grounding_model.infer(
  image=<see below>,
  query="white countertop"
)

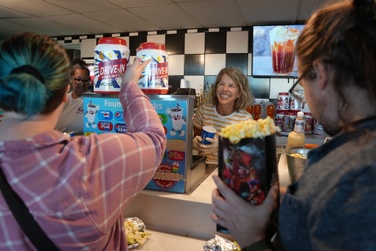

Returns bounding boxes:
[124,168,218,241]
[123,137,305,250]
[124,156,291,239]
[135,230,206,251]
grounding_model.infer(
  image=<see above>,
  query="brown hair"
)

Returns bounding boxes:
[70,58,90,77]
[297,0,376,120]
[210,67,254,111]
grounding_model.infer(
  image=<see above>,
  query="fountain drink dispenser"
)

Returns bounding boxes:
[83,94,207,194]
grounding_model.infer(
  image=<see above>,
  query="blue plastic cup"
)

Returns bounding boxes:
[201,126,217,145]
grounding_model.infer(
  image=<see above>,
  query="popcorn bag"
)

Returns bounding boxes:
[217,118,278,234]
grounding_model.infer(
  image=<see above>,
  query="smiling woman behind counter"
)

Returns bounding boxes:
[192,67,254,164]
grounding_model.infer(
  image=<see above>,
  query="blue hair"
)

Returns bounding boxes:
[0,32,70,119]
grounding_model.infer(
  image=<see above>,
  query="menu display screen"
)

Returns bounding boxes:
[252,24,305,78]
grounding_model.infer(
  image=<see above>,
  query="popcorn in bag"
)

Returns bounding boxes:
[217,117,279,233]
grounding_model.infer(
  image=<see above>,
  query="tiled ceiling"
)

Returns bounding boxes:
[0,0,328,40]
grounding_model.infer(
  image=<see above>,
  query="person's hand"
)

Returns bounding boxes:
[279,185,287,203]
[200,134,218,155]
[122,57,151,84]
[192,134,218,155]
[192,135,203,151]
[211,175,278,248]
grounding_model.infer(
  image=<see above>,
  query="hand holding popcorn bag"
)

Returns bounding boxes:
[217,117,279,234]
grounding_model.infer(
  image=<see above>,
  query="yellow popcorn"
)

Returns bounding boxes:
[124,219,151,247]
[220,117,276,144]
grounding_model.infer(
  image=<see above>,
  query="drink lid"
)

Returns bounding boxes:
[297,111,304,117]
[203,126,217,134]
[136,42,166,51]
[98,37,127,46]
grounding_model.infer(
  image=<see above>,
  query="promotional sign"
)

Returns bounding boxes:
[83,94,191,193]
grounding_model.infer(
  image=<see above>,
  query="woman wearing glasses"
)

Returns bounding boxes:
[211,0,376,250]
[55,58,93,134]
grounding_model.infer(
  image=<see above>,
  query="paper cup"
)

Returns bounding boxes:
[201,126,216,145]
[180,79,189,88]
[286,147,309,184]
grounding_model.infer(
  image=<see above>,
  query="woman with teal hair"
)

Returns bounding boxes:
[0,33,70,119]
[0,32,166,250]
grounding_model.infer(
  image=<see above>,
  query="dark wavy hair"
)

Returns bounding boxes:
[70,58,90,77]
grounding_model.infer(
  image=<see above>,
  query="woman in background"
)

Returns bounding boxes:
[55,58,93,134]
[0,32,166,250]
[192,67,254,164]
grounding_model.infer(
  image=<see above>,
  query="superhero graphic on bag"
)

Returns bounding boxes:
[221,141,266,204]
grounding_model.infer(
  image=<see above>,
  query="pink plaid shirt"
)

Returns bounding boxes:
[0,81,166,250]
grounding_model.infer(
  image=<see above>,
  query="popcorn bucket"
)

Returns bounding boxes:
[216,118,279,235]
[217,134,278,234]
[218,134,278,205]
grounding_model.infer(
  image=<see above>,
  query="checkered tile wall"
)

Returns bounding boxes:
[56,27,296,105]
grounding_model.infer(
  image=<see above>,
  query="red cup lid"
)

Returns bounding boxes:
[136,42,166,51]
[98,37,127,46]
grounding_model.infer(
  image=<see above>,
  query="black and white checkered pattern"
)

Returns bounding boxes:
[55,26,295,104]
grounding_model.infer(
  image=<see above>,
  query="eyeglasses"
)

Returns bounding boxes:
[288,71,307,103]
[73,77,90,84]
